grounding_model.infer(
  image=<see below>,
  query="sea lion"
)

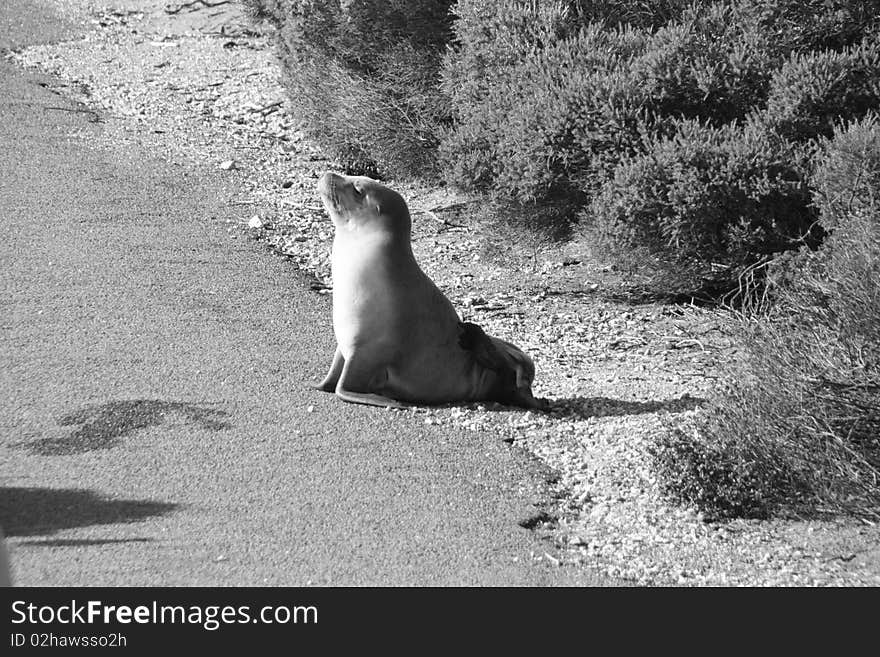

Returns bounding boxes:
[314,171,546,410]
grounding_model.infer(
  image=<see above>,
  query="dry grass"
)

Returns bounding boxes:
[652,116,880,520]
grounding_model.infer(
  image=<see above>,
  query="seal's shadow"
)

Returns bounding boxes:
[0,487,177,537]
[21,399,232,456]
[546,394,705,419]
[447,394,704,417]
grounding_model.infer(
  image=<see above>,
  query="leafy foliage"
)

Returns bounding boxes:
[765,37,880,141]
[440,0,880,292]
[588,116,819,290]
[654,115,880,519]
[246,0,455,177]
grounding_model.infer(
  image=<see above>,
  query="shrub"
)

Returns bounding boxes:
[248,0,880,296]
[651,407,807,519]
[813,112,880,225]
[440,1,789,236]
[629,1,777,125]
[442,19,648,203]
[441,1,606,193]
[800,113,880,374]
[568,0,699,29]
[247,0,455,177]
[438,0,880,286]
[240,0,291,27]
[765,37,880,142]
[653,115,880,518]
[746,0,880,53]
[587,116,818,292]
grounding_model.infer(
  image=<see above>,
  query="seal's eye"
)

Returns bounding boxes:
[352,184,364,197]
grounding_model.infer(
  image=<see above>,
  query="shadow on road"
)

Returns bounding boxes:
[451,394,704,418]
[0,487,178,537]
[17,537,154,547]
[21,399,232,455]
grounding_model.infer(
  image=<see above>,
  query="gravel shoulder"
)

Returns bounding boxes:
[9,0,879,586]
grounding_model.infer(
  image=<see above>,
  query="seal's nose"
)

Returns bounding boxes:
[316,171,333,196]
[317,171,346,196]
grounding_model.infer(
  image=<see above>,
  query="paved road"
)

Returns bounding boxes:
[0,0,609,586]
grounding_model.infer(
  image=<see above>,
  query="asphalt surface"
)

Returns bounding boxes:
[0,1,610,585]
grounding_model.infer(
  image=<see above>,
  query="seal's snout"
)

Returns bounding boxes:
[317,171,346,213]
[316,171,335,199]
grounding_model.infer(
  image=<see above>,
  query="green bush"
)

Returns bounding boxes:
[765,37,880,142]
[629,1,777,125]
[441,19,648,206]
[440,1,792,242]
[440,1,781,198]
[248,0,880,298]
[651,407,805,519]
[801,113,880,374]
[568,0,698,29]
[439,0,880,291]
[653,115,880,518]
[588,116,819,290]
[247,0,454,177]
[813,112,880,225]
[240,0,291,27]
[746,0,880,53]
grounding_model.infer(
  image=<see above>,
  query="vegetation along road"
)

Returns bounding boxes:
[2,0,878,586]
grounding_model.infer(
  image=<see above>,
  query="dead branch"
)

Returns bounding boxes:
[165,1,233,15]
[412,208,467,230]
[44,106,103,122]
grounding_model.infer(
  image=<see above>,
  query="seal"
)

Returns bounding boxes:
[314,171,546,410]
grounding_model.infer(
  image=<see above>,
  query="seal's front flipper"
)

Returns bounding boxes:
[314,347,344,392]
[335,388,409,409]
[334,354,408,409]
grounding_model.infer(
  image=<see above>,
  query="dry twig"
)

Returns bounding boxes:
[165,1,233,15]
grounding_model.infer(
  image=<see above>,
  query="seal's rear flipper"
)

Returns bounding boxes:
[457,321,485,351]
[459,322,544,409]
[512,390,550,411]
[458,321,509,372]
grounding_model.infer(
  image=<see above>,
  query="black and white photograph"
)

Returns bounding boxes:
[1,0,878,602]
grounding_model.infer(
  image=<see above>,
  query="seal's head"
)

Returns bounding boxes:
[317,172,411,236]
